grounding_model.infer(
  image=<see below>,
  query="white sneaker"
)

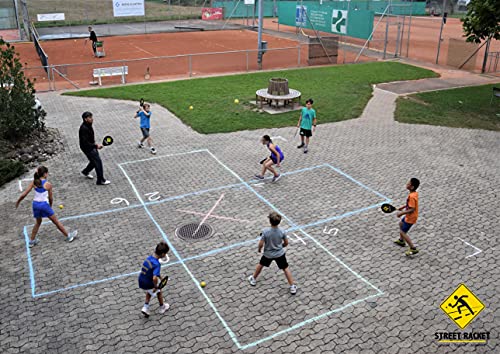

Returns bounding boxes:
[66,230,77,242]
[290,284,297,295]
[97,180,111,185]
[141,304,150,318]
[248,275,256,286]
[150,147,157,155]
[137,142,144,149]
[81,172,94,179]
[159,303,170,314]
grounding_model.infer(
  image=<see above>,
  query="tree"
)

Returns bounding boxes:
[0,39,46,141]
[462,0,500,43]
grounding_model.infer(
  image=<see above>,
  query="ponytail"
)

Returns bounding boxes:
[34,166,48,188]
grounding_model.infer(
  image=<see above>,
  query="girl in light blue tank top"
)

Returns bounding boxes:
[16,166,77,247]
[255,135,284,183]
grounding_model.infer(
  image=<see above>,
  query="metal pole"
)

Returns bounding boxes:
[257,0,263,69]
[406,0,413,57]
[383,15,389,59]
[399,15,405,57]
[435,0,447,64]
[246,50,249,71]
[481,38,491,74]
[354,4,390,63]
[395,22,401,57]
[188,55,192,77]
[297,45,301,67]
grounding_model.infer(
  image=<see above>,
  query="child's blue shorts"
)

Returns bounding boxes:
[270,155,284,164]
[400,217,413,233]
[32,201,54,218]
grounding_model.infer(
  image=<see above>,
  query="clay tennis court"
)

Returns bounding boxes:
[14,27,375,91]
[14,30,310,90]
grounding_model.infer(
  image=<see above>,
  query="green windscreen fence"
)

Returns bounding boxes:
[325,1,426,15]
[212,1,426,20]
[278,2,374,40]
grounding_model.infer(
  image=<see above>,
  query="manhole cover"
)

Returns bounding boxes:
[175,223,213,242]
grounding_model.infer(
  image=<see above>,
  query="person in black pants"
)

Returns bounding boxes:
[79,111,110,185]
[85,26,98,57]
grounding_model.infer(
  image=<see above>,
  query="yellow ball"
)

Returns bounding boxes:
[59,204,64,209]
[189,105,194,110]
[200,281,206,288]
[234,99,239,104]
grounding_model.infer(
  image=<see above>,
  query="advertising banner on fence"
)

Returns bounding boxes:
[37,13,65,22]
[113,0,145,17]
[279,2,374,40]
[202,8,223,20]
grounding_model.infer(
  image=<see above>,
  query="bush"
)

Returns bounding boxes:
[0,159,26,187]
[0,39,46,141]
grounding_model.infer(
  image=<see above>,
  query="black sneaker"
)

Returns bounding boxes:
[297,143,305,149]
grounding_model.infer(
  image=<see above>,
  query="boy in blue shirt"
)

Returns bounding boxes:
[138,242,170,317]
[135,103,156,155]
[296,98,317,154]
[248,212,297,294]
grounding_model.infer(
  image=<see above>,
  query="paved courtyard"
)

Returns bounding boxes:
[0,80,498,353]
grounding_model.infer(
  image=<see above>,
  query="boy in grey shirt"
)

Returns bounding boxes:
[248,212,297,294]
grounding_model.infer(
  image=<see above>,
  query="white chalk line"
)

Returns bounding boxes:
[458,238,483,258]
[176,209,251,223]
[192,194,224,237]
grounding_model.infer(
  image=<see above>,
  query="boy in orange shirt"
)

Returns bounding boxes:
[394,178,420,256]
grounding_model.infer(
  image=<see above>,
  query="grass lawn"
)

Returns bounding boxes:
[66,62,437,134]
[395,84,500,131]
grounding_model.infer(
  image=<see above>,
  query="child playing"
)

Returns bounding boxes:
[138,242,170,317]
[135,102,156,155]
[296,98,317,154]
[394,178,420,256]
[248,212,297,294]
[255,135,284,183]
[15,166,77,247]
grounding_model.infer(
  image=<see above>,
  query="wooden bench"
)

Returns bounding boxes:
[93,66,128,86]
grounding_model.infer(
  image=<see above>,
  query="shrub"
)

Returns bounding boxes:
[0,39,46,141]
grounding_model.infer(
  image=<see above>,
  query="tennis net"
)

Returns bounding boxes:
[30,23,49,73]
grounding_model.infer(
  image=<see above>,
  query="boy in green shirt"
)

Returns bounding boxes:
[297,99,317,154]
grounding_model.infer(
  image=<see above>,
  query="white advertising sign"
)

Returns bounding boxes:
[244,0,255,5]
[113,0,145,17]
[37,13,65,21]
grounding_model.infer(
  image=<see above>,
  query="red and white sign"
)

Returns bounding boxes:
[202,8,223,21]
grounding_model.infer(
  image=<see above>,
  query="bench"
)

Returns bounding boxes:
[93,66,128,86]
[256,88,301,109]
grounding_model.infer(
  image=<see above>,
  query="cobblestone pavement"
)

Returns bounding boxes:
[0,82,498,353]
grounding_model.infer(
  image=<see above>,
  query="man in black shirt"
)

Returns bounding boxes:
[85,26,98,57]
[79,111,110,185]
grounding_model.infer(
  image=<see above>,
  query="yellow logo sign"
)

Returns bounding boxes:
[440,284,485,329]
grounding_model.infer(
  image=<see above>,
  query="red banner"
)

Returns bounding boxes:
[202,8,223,21]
